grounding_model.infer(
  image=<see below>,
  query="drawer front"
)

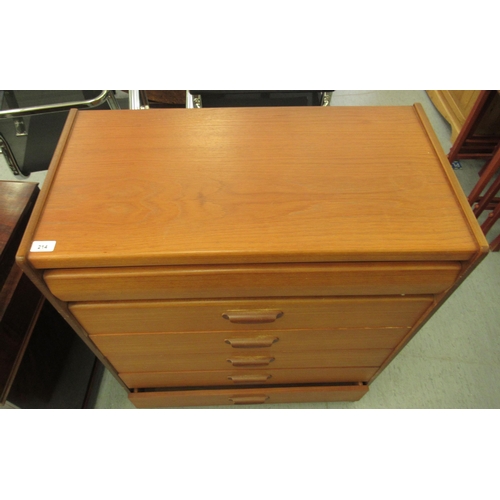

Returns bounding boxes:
[129,384,369,408]
[90,327,409,356]
[45,262,461,301]
[120,367,379,389]
[100,348,392,372]
[70,296,433,334]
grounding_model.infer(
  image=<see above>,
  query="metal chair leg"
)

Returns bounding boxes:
[128,90,149,110]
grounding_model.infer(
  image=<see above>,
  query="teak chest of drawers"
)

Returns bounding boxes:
[17,105,489,408]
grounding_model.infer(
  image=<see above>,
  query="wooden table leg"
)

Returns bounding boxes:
[473,167,500,217]
[480,198,500,235]
[490,233,500,251]
[448,90,495,163]
[468,146,500,206]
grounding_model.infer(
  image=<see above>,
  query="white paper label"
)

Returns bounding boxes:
[30,241,56,252]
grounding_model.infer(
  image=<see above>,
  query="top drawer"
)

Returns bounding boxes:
[43,262,461,301]
[69,296,433,334]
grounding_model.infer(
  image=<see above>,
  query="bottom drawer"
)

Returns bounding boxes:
[121,366,378,388]
[129,384,368,408]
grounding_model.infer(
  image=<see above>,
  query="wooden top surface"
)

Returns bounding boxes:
[26,106,481,269]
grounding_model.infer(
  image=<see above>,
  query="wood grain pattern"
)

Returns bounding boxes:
[362,105,490,388]
[15,105,491,407]
[99,347,392,372]
[120,366,379,388]
[44,261,461,301]
[90,327,410,357]
[129,384,368,408]
[27,106,479,270]
[414,103,490,254]
[70,296,434,334]
[14,111,130,392]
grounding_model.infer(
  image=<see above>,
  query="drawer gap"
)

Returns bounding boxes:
[134,381,368,393]
[69,293,432,305]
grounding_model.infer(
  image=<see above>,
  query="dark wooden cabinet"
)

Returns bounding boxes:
[1,180,103,409]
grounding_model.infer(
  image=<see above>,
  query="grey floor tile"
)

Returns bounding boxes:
[94,369,135,409]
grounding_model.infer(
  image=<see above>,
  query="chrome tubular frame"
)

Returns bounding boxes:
[0,90,120,177]
[0,90,120,118]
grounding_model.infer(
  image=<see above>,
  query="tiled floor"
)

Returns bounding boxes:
[1,91,499,409]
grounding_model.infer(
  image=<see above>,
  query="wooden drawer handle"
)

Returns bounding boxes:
[229,396,270,405]
[227,356,275,367]
[225,337,279,348]
[228,374,272,384]
[222,310,284,324]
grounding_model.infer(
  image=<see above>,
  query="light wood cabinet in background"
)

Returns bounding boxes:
[426,90,481,142]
